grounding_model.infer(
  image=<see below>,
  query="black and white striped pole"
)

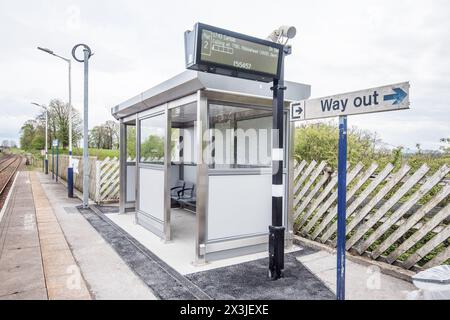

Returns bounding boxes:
[267,26,296,280]
[269,48,287,280]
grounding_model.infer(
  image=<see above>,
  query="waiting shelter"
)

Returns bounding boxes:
[111,70,310,263]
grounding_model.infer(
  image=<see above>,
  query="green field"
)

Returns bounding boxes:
[12,147,119,161]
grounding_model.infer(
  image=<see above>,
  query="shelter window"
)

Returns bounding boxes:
[139,114,165,164]
[126,125,136,160]
[208,103,273,169]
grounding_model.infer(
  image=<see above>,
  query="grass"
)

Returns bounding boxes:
[14,147,119,161]
[67,148,119,160]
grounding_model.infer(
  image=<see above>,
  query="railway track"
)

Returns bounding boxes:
[0,155,23,210]
[0,154,14,167]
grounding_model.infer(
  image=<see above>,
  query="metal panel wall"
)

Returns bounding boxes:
[126,165,136,202]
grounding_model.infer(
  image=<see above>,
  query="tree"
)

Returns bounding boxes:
[140,135,164,162]
[19,98,82,151]
[31,134,45,150]
[415,143,422,155]
[439,137,450,154]
[20,120,37,150]
[35,99,82,149]
[88,120,119,150]
[126,126,136,159]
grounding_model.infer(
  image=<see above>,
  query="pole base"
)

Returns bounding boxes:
[67,167,74,198]
[268,225,285,280]
[44,159,48,175]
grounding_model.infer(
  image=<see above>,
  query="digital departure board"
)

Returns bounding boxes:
[185,23,283,82]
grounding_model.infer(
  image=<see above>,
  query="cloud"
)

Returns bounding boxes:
[0,0,449,150]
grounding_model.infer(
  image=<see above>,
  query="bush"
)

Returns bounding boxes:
[294,122,377,170]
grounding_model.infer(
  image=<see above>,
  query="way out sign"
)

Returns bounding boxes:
[290,82,410,121]
[289,81,410,300]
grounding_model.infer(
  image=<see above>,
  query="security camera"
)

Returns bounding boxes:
[279,25,296,39]
[267,25,297,43]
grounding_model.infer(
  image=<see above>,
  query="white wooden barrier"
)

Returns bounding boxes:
[294,160,450,271]
[51,155,129,204]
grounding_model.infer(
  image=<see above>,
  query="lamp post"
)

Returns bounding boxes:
[31,102,48,174]
[37,46,74,198]
[72,44,93,208]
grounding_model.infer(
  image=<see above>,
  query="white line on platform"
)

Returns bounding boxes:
[0,171,19,223]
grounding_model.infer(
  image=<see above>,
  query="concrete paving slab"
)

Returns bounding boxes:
[4,234,39,250]
[0,246,42,265]
[0,287,47,300]
[0,265,46,296]
[47,286,91,300]
[297,250,416,300]
[36,172,156,300]
[0,248,42,272]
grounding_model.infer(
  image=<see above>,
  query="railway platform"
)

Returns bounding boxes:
[0,170,155,300]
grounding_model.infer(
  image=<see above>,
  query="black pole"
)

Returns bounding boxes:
[269,49,286,280]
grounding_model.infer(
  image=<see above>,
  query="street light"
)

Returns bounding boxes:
[31,102,48,174]
[72,43,93,208]
[37,46,74,198]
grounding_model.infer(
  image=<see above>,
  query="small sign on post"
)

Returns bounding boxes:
[72,158,79,174]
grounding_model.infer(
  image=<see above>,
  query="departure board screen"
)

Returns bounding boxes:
[199,28,280,77]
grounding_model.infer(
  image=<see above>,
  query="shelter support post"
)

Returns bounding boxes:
[195,90,208,264]
[119,119,126,214]
[164,104,172,241]
[336,115,348,300]
[134,113,140,220]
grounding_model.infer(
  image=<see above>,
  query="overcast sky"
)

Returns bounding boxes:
[0,0,449,150]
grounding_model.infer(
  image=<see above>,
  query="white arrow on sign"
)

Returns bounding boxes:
[290,82,410,121]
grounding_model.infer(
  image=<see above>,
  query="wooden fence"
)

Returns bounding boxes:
[294,160,450,271]
[49,155,121,203]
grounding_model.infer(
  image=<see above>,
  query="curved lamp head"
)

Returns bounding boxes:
[37,47,54,55]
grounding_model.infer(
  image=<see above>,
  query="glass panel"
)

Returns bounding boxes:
[126,125,136,160]
[171,128,180,162]
[139,114,165,164]
[170,103,197,164]
[208,104,272,169]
